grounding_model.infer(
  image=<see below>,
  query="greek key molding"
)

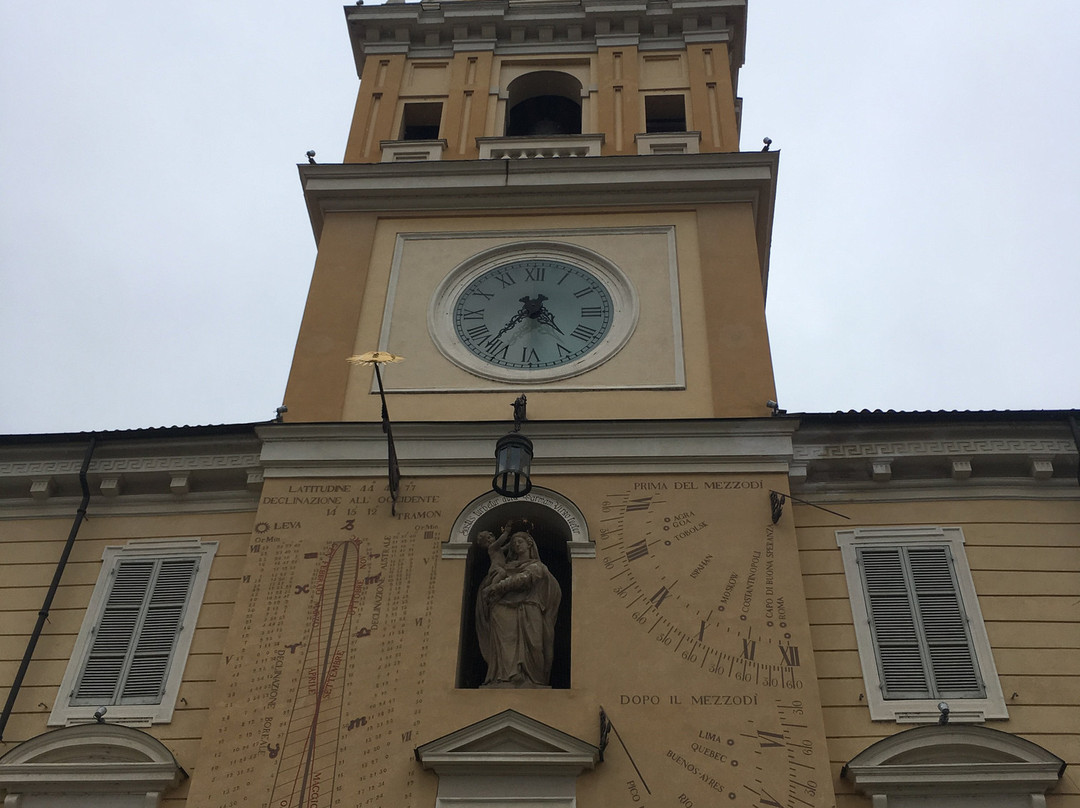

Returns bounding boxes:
[793,438,1072,461]
[0,453,261,478]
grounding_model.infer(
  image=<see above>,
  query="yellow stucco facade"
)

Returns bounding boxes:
[1,2,1077,807]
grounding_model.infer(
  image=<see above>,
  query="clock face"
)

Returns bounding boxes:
[430,244,637,383]
[452,259,613,371]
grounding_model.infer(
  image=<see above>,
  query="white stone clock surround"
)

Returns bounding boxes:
[369,223,686,394]
[429,241,638,383]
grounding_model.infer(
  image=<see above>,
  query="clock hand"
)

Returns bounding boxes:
[522,294,565,334]
[491,308,528,342]
[533,308,564,335]
[493,294,551,342]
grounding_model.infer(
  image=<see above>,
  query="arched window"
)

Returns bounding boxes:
[505,71,583,137]
[843,724,1065,807]
[0,724,185,806]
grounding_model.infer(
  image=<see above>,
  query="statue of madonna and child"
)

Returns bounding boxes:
[474,521,561,688]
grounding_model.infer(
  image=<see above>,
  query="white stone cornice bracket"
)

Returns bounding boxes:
[1029,456,1054,479]
[30,477,56,500]
[870,461,892,482]
[100,474,124,497]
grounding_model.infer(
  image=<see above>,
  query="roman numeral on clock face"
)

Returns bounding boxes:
[483,339,509,360]
[449,258,619,373]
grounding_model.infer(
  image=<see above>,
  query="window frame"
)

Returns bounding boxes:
[49,537,217,727]
[836,526,1007,723]
[643,93,688,133]
[398,100,444,141]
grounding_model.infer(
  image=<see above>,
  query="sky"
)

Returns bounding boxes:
[1,1,1078,434]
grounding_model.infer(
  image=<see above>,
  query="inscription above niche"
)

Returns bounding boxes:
[444,487,592,559]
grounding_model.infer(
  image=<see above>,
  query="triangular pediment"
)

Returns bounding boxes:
[415,709,599,776]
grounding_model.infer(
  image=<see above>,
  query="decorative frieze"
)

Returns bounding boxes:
[0,433,262,511]
[791,416,1078,493]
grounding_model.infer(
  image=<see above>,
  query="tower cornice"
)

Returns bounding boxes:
[344,0,747,76]
[299,150,778,287]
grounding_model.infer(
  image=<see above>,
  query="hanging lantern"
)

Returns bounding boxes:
[493,431,533,498]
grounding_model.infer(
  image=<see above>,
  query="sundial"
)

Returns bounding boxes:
[187,479,444,807]
[185,473,832,807]
[577,476,833,807]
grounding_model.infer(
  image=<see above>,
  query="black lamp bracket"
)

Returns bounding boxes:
[512,394,527,432]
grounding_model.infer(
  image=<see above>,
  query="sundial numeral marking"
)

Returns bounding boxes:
[570,324,598,341]
[625,496,652,512]
[524,266,545,282]
[649,586,670,607]
[759,789,784,808]
[698,620,707,642]
[625,540,650,562]
[780,644,801,667]
[756,730,784,749]
[461,307,485,320]
[742,639,757,660]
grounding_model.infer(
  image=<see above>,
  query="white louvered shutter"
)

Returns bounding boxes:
[73,557,198,705]
[858,545,984,700]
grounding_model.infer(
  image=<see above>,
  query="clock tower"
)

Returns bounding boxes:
[188,2,836,806]
[282,0,779,424]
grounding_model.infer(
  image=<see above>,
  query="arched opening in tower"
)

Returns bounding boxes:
[505,71,583,137]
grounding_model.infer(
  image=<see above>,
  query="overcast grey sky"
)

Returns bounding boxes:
[2,1,1078,434]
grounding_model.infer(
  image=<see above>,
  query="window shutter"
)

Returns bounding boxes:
[859,547,929,698]
[858,545,984,700]
[73,557,198,705]
[908,546,984,697]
